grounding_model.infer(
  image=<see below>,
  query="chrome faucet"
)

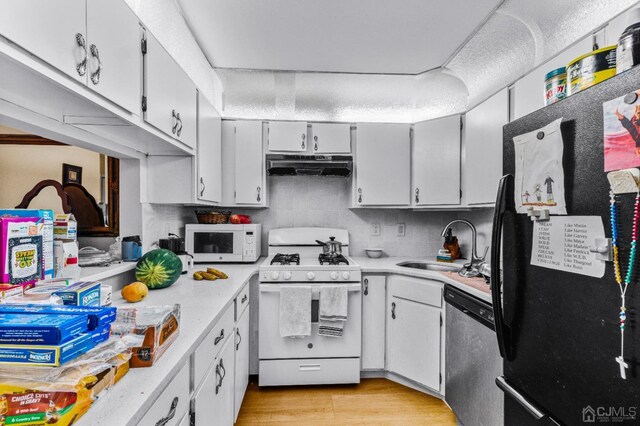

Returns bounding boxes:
[441,219,489,278]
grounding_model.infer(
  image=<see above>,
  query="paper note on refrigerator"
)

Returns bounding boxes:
[531,216,605,278]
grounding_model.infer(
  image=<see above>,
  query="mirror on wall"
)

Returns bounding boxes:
[0,125,120,237]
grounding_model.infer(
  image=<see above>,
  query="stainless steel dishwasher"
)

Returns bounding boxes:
[445,285,503,426]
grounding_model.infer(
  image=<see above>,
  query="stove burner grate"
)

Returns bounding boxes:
[318,253,349,265]
[271,253,300,265]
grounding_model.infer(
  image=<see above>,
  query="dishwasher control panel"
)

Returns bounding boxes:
[444,285,495,330]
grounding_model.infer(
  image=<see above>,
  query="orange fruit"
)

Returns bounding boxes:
[121,281,148,303]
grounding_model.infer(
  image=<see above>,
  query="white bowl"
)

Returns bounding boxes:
[365,248,384,258]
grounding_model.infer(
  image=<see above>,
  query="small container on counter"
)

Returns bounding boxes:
[544,67,567,105]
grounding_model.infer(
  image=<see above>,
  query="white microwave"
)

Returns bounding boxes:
[185,224,261,263]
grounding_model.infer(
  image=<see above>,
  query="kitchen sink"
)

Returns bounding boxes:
[396,261,462,272]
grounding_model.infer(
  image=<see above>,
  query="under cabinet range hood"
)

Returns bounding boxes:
[266,155,353,177]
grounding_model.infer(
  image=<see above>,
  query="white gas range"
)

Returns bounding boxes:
[258,227,362,387]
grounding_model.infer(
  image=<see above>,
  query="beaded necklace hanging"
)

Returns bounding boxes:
[609,190,640,379]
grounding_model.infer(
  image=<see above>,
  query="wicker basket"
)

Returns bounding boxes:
[195,210,231,224]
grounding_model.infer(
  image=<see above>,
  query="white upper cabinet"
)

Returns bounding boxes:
[173,63,197,149]
[144,31,196,149]
[412,115,461,206]
[463,88,508,205]
[512,36,593,120]
[268,121,308,152]
[198,92,222,203]
[86,0,141,114]
[0,0,87,83]
[310,123,351,154]
[355,123,411,206]
[221,120,266,206]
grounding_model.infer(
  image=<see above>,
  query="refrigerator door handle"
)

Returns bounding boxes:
[491,174,514,360]
[496,376,561,425]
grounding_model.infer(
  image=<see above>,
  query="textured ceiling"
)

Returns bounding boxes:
[207,0,639,122]
[178,0,501,74]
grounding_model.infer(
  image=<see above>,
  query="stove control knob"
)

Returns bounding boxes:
[330,271,339,280]
[342,271,351,280]
[283,271,292,280]
[271,271,280,280]
[306,272,316,281]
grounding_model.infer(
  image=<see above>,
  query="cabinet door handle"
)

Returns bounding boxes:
[89,44,102,85]
[358,187,363,204]
[314,135,318,151]
[215,362,222,394]
[176,112,183,137]
[236,328,242,351]
[171,109,178,134]
[155,396,178,426]
[301,133,306,149]
[241,294,248,304]
[415,188,420,204]
[200,177,205,197]
[391,302,396,320]
[75,33,87,76]
[257,186,261,202]
[214,328,224,345]
[363,278,369,296]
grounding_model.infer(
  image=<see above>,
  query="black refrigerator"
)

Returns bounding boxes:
[491,65,640,425]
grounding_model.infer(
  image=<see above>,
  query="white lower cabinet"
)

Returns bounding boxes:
[361,275,386,370]
[193,333,235,426]
[386,275,443,392]
[234,302,250,421]
[139,362,190,426]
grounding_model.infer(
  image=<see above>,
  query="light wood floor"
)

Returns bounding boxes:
[236,378,457,425]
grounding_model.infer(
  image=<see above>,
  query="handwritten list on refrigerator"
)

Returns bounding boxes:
[531,216,605,278]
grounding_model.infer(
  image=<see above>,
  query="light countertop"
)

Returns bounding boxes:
[79,262,137,282]
[77,261,262,426]
[353,256,493,304]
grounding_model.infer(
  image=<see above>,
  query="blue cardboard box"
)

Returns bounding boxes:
[0,304,116,330]
[0,333,94,366]
[54,281,101,306]
[90,324,111,345]
[0,313,89,345]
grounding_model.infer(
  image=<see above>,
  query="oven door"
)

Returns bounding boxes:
[186,226,244,262]
[259,283,362,359]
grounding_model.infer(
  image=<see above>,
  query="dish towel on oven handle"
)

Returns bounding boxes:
[318,286,348,338]
[279,286,312,338]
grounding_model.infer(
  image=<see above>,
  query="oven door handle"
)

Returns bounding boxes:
[259,284,361,293]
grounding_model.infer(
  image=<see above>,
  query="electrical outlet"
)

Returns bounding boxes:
[397,223,406,237]
[371,223,381,236]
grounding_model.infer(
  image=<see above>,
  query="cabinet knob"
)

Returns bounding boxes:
[89,44,102,85]
[363,278,368,296]
[301,133,306,150]
[154,397,178,426]
[75,33,87,76]
[314,135,318,151]
[200,177,205,197]
[415,188,420,204]
[358,187,363,204]
[391,302,396,319]
[236,328,242,351]
[257,186,261,202]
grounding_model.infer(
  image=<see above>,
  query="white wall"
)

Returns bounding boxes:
[177,176,493,260]
[0,144,102,212]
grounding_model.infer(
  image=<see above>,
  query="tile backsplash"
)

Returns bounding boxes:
[171,176,494,259]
